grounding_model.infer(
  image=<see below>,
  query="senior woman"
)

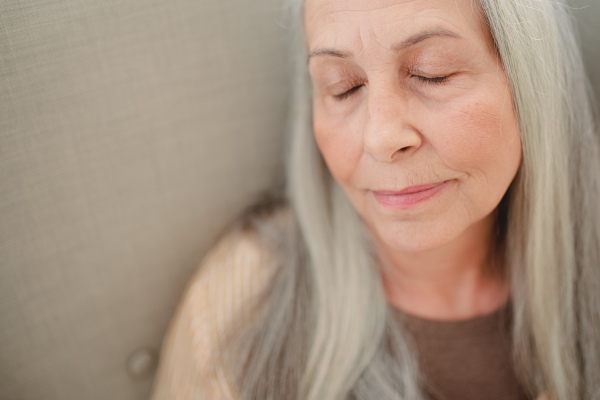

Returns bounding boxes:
[151,0,600,399]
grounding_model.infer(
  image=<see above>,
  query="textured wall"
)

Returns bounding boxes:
[573,0,600,100]
[0,0,289,399]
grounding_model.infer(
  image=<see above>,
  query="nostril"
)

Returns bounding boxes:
[391,146,412,160]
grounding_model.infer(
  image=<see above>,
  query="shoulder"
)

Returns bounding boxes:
[185,220,281,341]
[151,202,290,399]
[190,200,291,317]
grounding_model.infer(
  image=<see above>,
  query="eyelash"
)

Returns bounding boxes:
[332,74,451,101]
[333,85,363,101]
[414,75,451,85]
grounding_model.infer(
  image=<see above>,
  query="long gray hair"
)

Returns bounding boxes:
[221,1,600,399]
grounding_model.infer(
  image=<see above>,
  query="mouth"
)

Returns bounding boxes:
[372,181,450,209]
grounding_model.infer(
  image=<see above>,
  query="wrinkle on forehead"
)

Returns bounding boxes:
[305,0,483,15]
[304,0,493,54]
[306,0,423,14]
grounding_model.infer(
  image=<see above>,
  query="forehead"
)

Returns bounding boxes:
[304,0,491,53]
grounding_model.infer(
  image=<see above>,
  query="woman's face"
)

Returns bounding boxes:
[305,0,522,254]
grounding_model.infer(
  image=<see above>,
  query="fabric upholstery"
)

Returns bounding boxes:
[0,0,288,399]
[573,0,600,98]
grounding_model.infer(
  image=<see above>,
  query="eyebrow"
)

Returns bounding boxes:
[307,28,462,61]
[394,28,462,51]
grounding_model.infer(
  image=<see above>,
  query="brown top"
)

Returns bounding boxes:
[396,303,530,400]
[151,228,546,400]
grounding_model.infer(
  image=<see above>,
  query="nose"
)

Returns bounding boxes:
[363,86,422,162]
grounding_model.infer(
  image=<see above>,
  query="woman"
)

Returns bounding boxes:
[151,0,600,399]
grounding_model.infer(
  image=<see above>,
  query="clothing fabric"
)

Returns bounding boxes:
[151,230,273,400]
[151,228,544,400]
[396,303,530,400]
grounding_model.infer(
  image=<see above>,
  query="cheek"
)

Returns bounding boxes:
[313,111,364,184]
[433,93,521,179]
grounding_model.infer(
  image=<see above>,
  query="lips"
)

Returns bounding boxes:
[372,181,449,209]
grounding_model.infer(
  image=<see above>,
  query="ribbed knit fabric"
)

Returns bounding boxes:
[151,229,547,400]
[150,230,273,400]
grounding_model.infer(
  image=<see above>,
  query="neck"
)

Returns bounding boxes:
[377,212,509,321]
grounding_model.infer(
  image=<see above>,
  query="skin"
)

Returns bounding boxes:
[305,0,522,320]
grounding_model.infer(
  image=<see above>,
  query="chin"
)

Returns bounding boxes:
[366,204,498,259]
[377,222,458,254]
[362,202,482,255]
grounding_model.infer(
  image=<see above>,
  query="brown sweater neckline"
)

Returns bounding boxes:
[391,301,528,400]
[393,301,513,340]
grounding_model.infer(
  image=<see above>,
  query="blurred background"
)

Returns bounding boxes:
[0,0,598,399]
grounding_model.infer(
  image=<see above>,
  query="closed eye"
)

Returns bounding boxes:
[333,85,363,101]
[414,75,451,85]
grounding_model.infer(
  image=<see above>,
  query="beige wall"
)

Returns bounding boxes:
[573,0,600,99]
[0,0,289,399]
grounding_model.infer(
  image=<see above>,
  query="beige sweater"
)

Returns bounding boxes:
[150,230,272,399]
[150,230,549,400]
